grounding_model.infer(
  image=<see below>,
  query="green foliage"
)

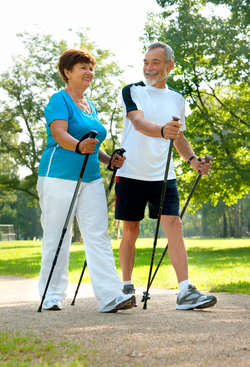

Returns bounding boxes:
[0,32,66,200]
[182,194,250,238]
[0,190,42,240]
[142,0,250,206]
[1,239,249,294]
[156,0,250,28]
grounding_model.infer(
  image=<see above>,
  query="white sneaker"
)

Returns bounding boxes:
[43,299,62,311]
[101,294,136,313]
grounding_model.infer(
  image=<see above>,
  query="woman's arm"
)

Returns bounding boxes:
[98,149,126,168]
[50,119,97,154]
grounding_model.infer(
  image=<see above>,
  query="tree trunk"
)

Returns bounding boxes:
[115,220,120,240]
[72,216,81,242]
[222,211,227,238]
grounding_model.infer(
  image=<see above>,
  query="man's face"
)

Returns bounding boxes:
[143,47,174,88]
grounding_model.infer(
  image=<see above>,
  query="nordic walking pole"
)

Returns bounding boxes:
[106,148,126,200]
[37,130,98,312]
[71,147,126,306]
[142,116,181,310]
[143,154,213,292]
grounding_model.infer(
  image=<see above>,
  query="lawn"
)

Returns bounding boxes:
[0,237,249,366]
[0,237,249,294]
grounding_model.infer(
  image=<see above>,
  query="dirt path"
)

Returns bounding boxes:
[0,276,250,366]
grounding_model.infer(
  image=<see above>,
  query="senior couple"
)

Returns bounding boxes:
[37,43,217,313]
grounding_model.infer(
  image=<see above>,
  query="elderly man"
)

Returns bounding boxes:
[115,42,217,310]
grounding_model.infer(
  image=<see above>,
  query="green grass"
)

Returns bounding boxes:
[0,238,249,294]
[0,329,91,366]
[0,329,142,367]
[0,238,249,366]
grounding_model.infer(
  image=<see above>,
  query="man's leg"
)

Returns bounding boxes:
[119,220,140,281]
[160,215,188,283]
[161,214,217,309]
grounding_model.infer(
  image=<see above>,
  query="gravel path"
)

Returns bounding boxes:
[1,276,250,366]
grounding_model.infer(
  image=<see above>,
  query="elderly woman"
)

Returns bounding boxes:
[37,48,135,313]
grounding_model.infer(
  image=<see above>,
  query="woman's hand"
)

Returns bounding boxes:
[110,154,126,169]
[78,137,99,155]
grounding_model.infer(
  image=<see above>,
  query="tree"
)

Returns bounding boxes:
[0,29,126,236]
[141,0,250,209]
[0,32,66,201]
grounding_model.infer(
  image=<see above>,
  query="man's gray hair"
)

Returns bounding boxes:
[147,42,174,63]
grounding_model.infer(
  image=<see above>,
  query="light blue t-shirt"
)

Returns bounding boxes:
[38,90,107,182]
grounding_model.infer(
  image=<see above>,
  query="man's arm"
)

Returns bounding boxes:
[174,132,212,175]
[127,110,181,140]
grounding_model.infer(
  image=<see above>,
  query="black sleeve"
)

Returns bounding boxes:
[122,81,145,114]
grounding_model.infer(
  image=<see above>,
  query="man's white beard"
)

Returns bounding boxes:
[144,77,157,86]
[144,72,168,86]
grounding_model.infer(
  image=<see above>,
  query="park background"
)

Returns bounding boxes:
[0,2,249,365]
[0,0,249,241]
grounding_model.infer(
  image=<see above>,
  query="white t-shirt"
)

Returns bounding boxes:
[117,81,186,181]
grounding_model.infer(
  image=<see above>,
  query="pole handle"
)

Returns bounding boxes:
[205,154,213,163]
[172,115,181,121]
[116,148,126,157]
[89,130,98,139]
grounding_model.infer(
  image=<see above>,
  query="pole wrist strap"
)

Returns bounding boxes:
[75,141,82,155]
[75,132,93,155]
[161,125,165,139]
[187,155,197,165]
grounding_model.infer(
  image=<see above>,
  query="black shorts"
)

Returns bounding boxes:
[115,177,180,221]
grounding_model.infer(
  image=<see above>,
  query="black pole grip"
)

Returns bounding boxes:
[89,130,98,139]
[116,148,126,157]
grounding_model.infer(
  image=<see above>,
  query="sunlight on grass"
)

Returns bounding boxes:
[0,330,90,366]
[0,238,249,294]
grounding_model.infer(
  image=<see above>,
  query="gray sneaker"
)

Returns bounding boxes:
[43,299,62,311]
[101,294,136,313]
[176,284,217,310]
[122,284,137,306]
[122,284,135,295]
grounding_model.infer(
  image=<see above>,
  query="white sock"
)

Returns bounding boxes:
[178,279,190,296]
[122,280,133,286]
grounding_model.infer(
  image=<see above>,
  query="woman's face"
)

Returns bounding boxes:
[65,62,95,89]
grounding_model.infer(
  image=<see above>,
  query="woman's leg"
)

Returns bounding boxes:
[37,177,77,302]
[76,178,124,311]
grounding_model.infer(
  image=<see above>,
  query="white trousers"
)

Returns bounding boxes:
[37,177,123,311]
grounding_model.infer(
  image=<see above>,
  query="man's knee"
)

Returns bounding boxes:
[122,221,140,241]
[170,216,182,228]
[161,215,183,236]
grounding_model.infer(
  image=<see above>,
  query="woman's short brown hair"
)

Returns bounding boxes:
[58,48,97,83]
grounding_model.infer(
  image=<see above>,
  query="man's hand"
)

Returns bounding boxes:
[163,119,182,140]
[191,157,213,175]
